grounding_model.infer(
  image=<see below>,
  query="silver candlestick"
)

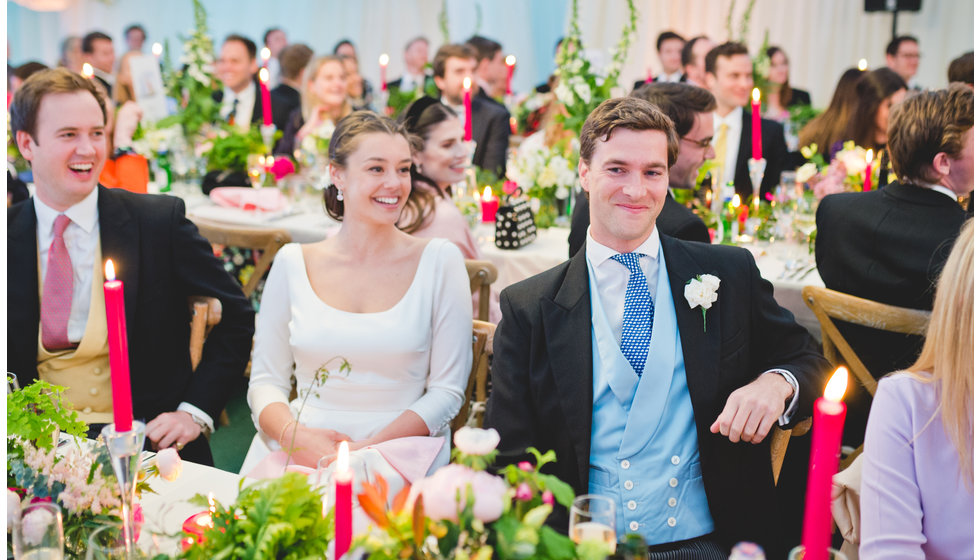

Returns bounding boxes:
[102,421,146,557]
[747,157,767,212]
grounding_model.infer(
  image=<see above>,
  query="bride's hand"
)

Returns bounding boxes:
[280,424,350,468]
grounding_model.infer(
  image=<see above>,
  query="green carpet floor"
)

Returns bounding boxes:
[209,376,256,473]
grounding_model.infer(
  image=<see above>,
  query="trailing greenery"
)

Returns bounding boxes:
[7,380,88,457]
[203,128,267,172]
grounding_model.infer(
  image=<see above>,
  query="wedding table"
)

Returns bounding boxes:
[140,456,243,539]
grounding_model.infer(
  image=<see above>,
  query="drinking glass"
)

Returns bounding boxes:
[8,371,20,393]
[246,154,266,190]
[85,524,128,560]
[568,494,616,554]
[13,502,64,560]
[787,545,848,559]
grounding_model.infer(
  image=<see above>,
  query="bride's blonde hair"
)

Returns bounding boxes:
[907,218,973,489]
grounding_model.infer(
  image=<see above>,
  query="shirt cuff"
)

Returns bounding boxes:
[761,369,799,427]
[177,402,215,432]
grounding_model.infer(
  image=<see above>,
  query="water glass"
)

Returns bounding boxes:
[13,502,64,560]
[568,494,616,553]
[85,524,128,560]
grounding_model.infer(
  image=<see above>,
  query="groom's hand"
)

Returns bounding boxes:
[710,372,794,444]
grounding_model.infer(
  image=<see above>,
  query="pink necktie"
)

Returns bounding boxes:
[41,214,74,350]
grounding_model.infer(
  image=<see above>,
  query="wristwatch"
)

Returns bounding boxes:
[189,413,213,439]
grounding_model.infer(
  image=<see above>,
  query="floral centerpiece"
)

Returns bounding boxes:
[158,0,220,141]
[385,75,441,119]
[354,427,612,560]
[801,141,883,199]
[506,134,579,229]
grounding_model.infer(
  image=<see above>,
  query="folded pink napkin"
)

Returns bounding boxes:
[209,187,287,212]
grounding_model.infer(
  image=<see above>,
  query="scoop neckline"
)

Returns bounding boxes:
[296,239,438,315]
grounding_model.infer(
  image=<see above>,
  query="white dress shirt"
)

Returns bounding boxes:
[713,108,744,187]
[927,184,958,201]
[656,70,684,83]
[399,71,425,91]
[220,81,257,131]
[585,226,799,424]
[34,188,213,430]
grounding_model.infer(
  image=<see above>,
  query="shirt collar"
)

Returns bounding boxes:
[224,80,256,103]
[34,185,99,234]
[714,107,742,129]
[585,225,661,269]
[926,184,959,201]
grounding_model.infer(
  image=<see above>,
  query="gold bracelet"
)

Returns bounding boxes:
[278,419,297,447]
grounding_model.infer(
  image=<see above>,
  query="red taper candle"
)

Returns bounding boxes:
[259,68,273,127]
[751,88,762,160]
[863,149,874,191]
[103,260,133,432]
[800,367,849,560]
[379,53,389,92]
[463,77,473,142]
[334,441,352,560]
[505,55,516,96]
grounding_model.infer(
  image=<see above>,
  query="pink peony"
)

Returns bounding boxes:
[515,482,533,501]
[270,157,296,180]
[542,490,554,505]
[518,461,533,472]
[415,464,508,523]
[156,448,183,482]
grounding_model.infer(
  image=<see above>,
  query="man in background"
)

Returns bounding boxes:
[466,35,509,100]
[263,28,288,87]
[681,35,715,89]
[885,35,921,90]
[633,30,686,90]
[82,31,116,96]
[270,42,313,131]
[123,24,145,53]
[387,36,431,93]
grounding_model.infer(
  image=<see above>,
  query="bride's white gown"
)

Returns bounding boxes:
[240,239,472,475]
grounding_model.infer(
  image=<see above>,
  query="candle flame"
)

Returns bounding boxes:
[260,47,271,62]
[258,67,270,84]
[866,148,874,164]
[104,260,116,281]
[732,194,741,208]
[473,190,481,201]
[379,53,389,66]
[151,42,163,56]
[505,55,516,66]
[81,63,93,78]
[337,440,350,473]
[752,88,760,103]
[463,77,471,91]
[482,186,494,201]
[824,367,848,402]
[858,58,868,71]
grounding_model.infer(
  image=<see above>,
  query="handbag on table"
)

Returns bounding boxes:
[494,198,537,249]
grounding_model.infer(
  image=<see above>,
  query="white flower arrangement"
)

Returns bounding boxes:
[684,274,721,332]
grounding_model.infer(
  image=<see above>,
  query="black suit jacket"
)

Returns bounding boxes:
[212,77,290,128]
[486,234,827,554]
[815,182,969,442]
[269,83,301,132]
[8,187,254,438]
[568,191,710,257]
[470,92,511,178]
[730,110,788,201]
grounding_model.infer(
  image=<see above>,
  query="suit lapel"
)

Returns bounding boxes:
[541,250,593,490]
[97,187,140,326]
[8,200,41,373]
[661,235,720,411]
[734,110,751,191]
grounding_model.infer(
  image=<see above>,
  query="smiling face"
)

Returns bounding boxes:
[768,50,788,85]
[217,39,257,93]
[580,128,670,253]
[86,38,116,74]
[310,59,348,108]
[658,38,684,75]
[875,88,907,144]
[404,39,429,74]
[886,39,920,83]
[17,91,107,211]
[672,112,715,189]
[707,53,754,114]
[330,132,413,226]
[417,117,467,188]
[434,56,476,105]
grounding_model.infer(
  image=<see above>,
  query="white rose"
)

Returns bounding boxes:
[537,166,558,189]
[155,447,183,482]
[684,278,719,310]
[452,427,500,456]
[699,274,721,292]
[7,490,21,529]
[795,163,818,184]
[837,149,868,176]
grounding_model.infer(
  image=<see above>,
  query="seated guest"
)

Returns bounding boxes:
[885,35,920,91]
[632,30,686,90]
[387,36,431,93]
[8,69,255,465]
[487,96,827,557]
[398,97,501,323]
[123,24,146,54]
[948,51,973,87]
[569,81,716,256]
[705,42,788,200]
[10,62,48,96]
[466,35,508,100]
[242,111,471,472]
[680,35,715,89]
[213,34,289,130]
[815,84,973,446]
[861,219,974,559]
[82,31,116,96]
[270,43,313,132]
[262,27,288,87]
[59,36,83,74]
[433,44,510,177]
[764,46,811,121]
[276,55,351,156]
[798,68,864,160]
[842,68,907,154]
[340,54,374,112]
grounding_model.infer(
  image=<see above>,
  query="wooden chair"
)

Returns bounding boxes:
[802,286,930,468]
[465,260,498,322]
[192,219,292,300]
[451,320,496,433]
[770,417,812,485]
[188,296,226,429]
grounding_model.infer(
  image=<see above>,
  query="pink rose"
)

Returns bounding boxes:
[416,464,508,523]
[542,490,555,505]
[155,448,183,482]
[518,461,533,472]
[270,157,296,180]
[503,180,519,195]
[515,482,532,501]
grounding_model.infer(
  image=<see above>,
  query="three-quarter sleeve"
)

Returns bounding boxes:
[407,241,473,434]
[246,245,298,428]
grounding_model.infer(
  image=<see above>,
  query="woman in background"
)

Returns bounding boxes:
[798,67,864,160]
[861,219,974,559]
[843,67,907,152]
[276,55,351,156]
[764,46,811,121]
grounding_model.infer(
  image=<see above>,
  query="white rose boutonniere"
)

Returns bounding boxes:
[684,274,720,332]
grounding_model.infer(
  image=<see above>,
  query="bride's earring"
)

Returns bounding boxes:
[336,189,344,201]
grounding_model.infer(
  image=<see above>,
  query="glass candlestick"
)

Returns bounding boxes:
[101,421,146,557]
[748,157,767,211]
[260,124,277,153]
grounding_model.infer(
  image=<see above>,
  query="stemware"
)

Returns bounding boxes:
[568,494,616,554]
[246,154,267,190]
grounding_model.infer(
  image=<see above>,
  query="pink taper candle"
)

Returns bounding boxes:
[103,260,133,432]
[379,53,389,92]
[800,367,849,560]
[646,66,653,83]
[505,55,516,96]
[463,77,473,142]
[751,88,762,160]
[863,149,874,191]
[481,186,499,222]
[259,68,273,127]
[334,441,352,560]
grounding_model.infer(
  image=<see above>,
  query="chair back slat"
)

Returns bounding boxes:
[192,218,292,299]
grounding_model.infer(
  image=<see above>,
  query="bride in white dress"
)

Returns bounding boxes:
[241,111,472,473]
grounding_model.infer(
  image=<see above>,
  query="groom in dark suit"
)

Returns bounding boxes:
[8,69,254,465]
[487,97,827,557]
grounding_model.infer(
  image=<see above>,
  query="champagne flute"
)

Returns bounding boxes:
[13,502,64,560]
[568,494,616,554]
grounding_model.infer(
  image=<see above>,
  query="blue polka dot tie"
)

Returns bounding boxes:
[612,252,653,376]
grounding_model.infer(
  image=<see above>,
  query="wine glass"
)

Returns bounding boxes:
[85,524,130,560]
[246,154,266,190]
[568,494,616,554]
[13,502,64,560]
